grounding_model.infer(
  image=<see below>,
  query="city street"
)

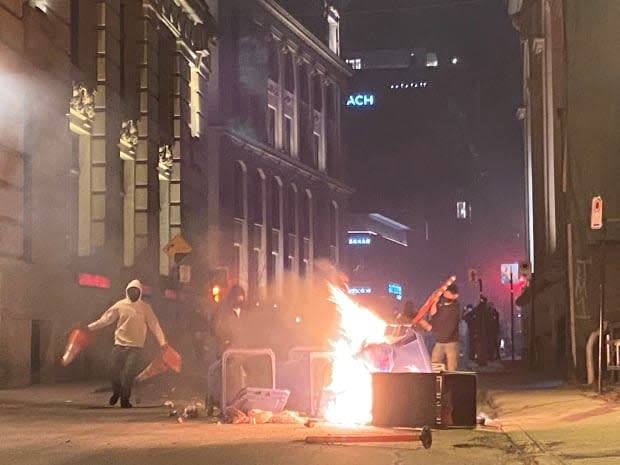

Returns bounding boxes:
[1,373,619,465]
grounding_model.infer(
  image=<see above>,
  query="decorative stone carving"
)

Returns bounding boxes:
[268,79,280,98]
[532,38,545,55]
[119,120,139,160]
[158,144,174,180]
[145,0,215,58]
[121,120,138,147]
[68,83,96,135]
[70,83,96,121]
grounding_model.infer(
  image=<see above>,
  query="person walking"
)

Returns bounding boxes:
[86,279,168,408]
[418,283,461,371]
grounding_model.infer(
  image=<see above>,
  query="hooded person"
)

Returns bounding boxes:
[86,279,168,408]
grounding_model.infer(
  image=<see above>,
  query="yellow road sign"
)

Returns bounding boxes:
[163,234,192,258]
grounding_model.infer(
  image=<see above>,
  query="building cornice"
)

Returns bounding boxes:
[257,0,353,80]
[220,128,354,195]
[144,0,217,59]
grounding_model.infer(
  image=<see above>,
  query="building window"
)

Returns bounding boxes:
[283,116,292,154]
[233,162,246,220]
[267,106,276,147]
[269,40,279,82]
[313,133,320,169]
[313,74,323,111]
[271,177,282,230]
[284,184,297,271]
[425,52,439,68]
[284,52,295,92]
[189,64,201,137]
[345,58,361,70]
[330,201,339,263]
[299,63,309,102]
[252,170,265,225]
[457,201,468,219]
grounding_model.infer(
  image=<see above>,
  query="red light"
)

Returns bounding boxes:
[78,273,110,289]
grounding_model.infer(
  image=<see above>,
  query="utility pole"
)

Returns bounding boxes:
[510,271,515,362]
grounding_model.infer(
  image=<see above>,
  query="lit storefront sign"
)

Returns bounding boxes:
[348,235,372,245]
[387,283,403,300]
[78,273,110,289]
[348,287,372,295]
[346,93,375,107]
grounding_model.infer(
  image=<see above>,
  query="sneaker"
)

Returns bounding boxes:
[109,392,120,406]
[120,398,133,409]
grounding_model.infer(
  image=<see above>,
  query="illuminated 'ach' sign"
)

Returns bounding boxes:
[346,93,375,107]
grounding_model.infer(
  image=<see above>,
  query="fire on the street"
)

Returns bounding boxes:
[323,284,388,425]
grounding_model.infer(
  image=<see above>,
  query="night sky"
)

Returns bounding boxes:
[340,0,525,322]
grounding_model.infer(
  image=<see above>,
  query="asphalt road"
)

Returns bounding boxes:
[0,400,521,465]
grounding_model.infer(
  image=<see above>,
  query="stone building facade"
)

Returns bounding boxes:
[509,0,620,376]
[203,0,352,302]
[0,0,351,387]
[0,0,215,387]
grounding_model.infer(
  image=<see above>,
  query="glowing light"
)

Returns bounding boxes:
[346,93,375,107]
[324,284,388,425]
[348,235,371,245]
[78,273,110,289]
[347,287,372,295]
[211,285,222,303]
[295,316,302,324]
[452,57,459,64]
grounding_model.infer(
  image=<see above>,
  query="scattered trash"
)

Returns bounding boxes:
[271,410,306,424]
[183,404,199,419]
[476,412,503,431]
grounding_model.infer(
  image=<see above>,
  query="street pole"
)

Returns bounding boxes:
[510,271,515,362]
[478,278,483,301]
[597,227,606,394]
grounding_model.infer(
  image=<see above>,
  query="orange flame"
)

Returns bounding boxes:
[323,284,388,425]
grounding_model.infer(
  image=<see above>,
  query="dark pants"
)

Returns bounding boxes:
[110,345,143,401]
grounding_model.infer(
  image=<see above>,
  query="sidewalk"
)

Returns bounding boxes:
[478,367,620,465]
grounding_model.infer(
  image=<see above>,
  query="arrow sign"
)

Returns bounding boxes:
[162,234,192,258]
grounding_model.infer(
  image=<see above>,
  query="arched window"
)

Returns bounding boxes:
[268,40,279,82]
[271,177,282,230]
[299,63,309,103]
[285,184,297,235]
[251,169,265,225]
[301,189,312,238]
[233,161,246,220]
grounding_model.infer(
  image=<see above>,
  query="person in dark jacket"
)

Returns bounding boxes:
[420,283,461,371]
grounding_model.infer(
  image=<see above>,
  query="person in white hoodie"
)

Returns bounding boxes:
[87,279,168,408]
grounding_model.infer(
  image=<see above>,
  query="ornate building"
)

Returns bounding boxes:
[203,0,352,301]
[0,0,351,387]
[0,0,216,386]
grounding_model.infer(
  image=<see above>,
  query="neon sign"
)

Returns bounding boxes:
[348,287,372,295]
[346,93,375,107]
[387,283,402,300]
[348,235,371,245]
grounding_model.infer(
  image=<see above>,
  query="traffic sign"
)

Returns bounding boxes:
[500,263,519,284]
[163,234,192,258]
[591,196,603,230]
[178,264,191,283]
